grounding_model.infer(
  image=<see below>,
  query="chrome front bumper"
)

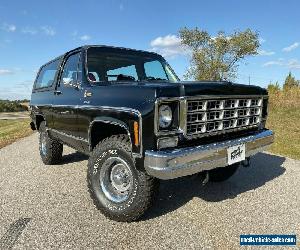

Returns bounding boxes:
[144,130,274,180]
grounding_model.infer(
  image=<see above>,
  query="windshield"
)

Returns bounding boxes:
[86,47,179,83]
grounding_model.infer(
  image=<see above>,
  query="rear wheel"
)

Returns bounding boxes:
[87,134,159,222]
[38,121,63,165]
[208,163,240,182]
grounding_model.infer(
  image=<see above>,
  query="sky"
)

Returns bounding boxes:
[0,0,300,100]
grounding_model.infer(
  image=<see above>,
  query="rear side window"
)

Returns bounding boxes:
[35,59,60,89]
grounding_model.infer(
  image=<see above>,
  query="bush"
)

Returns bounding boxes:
[0,100,28,112]
[268,86,300,109]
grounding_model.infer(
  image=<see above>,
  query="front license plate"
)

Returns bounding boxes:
[227,144,245,165]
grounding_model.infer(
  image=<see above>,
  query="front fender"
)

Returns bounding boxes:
[88,113,142,157]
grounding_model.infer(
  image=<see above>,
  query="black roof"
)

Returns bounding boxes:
[41,45,161,69]
[68,45,159,56]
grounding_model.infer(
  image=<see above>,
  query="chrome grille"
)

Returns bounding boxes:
[186,97,263,137]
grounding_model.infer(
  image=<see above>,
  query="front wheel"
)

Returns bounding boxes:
[87,135,159,222]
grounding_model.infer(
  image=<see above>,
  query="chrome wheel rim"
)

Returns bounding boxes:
[40,133,47,155]
[99,156,133,203]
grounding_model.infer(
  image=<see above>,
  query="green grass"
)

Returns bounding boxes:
[0,119,33,148]
[266,106,300,160]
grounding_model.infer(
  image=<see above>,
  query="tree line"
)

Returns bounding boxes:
[267,72,300,92]
[0,99,29,112]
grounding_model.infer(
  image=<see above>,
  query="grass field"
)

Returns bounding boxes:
[267,107,300,160]
[0,119,33,149]
[266,87,300,160]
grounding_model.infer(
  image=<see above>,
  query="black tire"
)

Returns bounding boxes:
[208,163,240,182]
[87,134,159,222]
[38,121,63,165]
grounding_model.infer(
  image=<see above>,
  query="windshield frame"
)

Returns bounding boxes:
[84,46,180,84]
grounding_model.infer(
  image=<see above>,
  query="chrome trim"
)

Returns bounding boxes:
[144,130,274,180]
[153,95,267,138]
[186,94,268,101]
[154,97,184,136]
[49,128,89,143]
[99,156,133,203]
[185,96,264,139]
[179,98,187,134]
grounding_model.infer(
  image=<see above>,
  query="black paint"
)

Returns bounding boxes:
[30,45,266,160]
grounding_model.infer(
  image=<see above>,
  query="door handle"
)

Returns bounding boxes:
[54,90,62,95]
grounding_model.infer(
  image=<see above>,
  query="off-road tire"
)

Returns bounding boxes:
[208,163,240,182]
[38,121,63,165]
[87,134,159,222]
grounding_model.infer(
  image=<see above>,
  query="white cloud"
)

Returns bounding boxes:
[286,59,300,69]
[119,3,124,11]
[1,23,16,32]
[282,42,299,52]
[258,49,275,56]
[263,60,282,67]
[263,58,300,69]
[150,34,189,58]
[0,69,14,75]
[21,27,38,35]
[41,26,56,36]
[80,35,91,41]
[150,34,181,47]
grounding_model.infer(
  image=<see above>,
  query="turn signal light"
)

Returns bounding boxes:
[134,121,139,146]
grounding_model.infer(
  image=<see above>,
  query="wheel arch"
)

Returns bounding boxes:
[89,116,141,157]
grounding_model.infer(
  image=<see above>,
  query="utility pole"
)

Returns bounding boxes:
[248,76,251,85]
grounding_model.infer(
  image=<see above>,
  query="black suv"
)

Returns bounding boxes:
[30,45,274,222]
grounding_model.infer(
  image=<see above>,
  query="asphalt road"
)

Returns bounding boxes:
[1,133,299,249]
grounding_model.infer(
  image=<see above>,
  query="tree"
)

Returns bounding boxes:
[179,27,260,81]
[267,81,280,92]
[283,72,299,90]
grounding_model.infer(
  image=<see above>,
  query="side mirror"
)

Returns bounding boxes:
[62,78,80,89]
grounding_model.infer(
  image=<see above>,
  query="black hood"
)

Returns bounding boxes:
[180,81,267,96]
[152,81,267,98]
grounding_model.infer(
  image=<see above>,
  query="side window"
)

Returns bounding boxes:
[60,53,81,86]
[144,60,168,80]
[107,65,138,81]
[35,60,60,89]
